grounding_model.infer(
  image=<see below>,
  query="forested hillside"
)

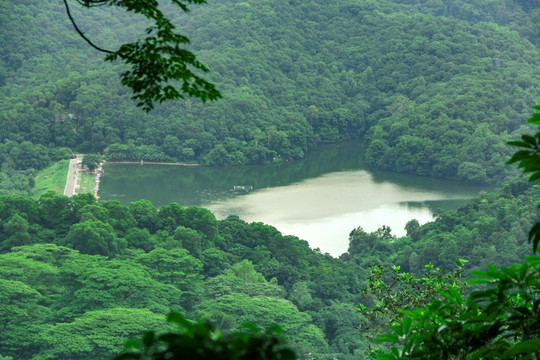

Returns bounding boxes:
[1,0,539,189]
[388,0,540,47]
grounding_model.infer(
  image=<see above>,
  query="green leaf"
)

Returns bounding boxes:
[507,140,533,148]
[242,322,260,334]
[528,110,540,124]
[528,222,540,253]
[389,325,404,336]
[503,339,540,358]
[528,171,540,183]
[265,324,283,335]
[447,286,463,305]
[113,354,140,360]
[167,311,191,328]
[467,278,492,285]
[376,354,397,360]
[525,255,540,265]
[142,331,156,348]
[486,264,502,278]
[402,317,412,335]
[123,338,141,350]
[470,270,492,278]
[278,349,297,360]
[521,135,537,145]
[376,334,399,343]
[437,289,455,304]
[507,151,532,164]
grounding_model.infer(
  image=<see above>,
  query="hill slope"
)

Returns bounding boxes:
[0,0,539,189]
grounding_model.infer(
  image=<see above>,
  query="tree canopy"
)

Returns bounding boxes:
[1,0,539,188]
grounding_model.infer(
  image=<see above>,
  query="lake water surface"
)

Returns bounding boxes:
[99,142,488,256]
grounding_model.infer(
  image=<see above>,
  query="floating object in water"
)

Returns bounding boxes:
[233,185,253,191]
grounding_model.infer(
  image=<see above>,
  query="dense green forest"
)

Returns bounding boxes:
[0,179,536,359]
[1,0,540,359]
[1,0,540,187]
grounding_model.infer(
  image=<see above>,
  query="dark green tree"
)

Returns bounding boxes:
[129,199,157,231]
[137,247,203,309]
[81,153,101,171]
[66,220,122,256]
[125,228,154,252]
[77,204,110,222]
[38,191,76,235]
[102,200,137,237]
[1,214,31,250]
[172,225,203,257]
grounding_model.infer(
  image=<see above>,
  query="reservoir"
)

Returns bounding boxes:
[99,142,488,256]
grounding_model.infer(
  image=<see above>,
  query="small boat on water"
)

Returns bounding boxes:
[233,185,253,191]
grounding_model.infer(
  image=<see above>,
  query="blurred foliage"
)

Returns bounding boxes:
[113,312,296,360]
[374,256,540,359]
[373,105,540,359]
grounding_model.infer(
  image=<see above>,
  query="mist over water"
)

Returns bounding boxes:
[205,170,480,256]
[99,142,488,256]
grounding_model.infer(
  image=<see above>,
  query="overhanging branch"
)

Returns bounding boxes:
[62,0,115,54]
[76,0,110,6]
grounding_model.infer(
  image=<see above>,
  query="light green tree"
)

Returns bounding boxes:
[0,279,50,358]
[57,256,181,318]
[36,308,168,360]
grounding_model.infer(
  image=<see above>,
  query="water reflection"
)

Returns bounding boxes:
[205,169,482,256]
[99,142,489,256]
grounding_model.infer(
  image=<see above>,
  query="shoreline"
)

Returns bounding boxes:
[104,161,200,166]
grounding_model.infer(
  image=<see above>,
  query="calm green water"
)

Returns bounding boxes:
[99,142,488,256]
